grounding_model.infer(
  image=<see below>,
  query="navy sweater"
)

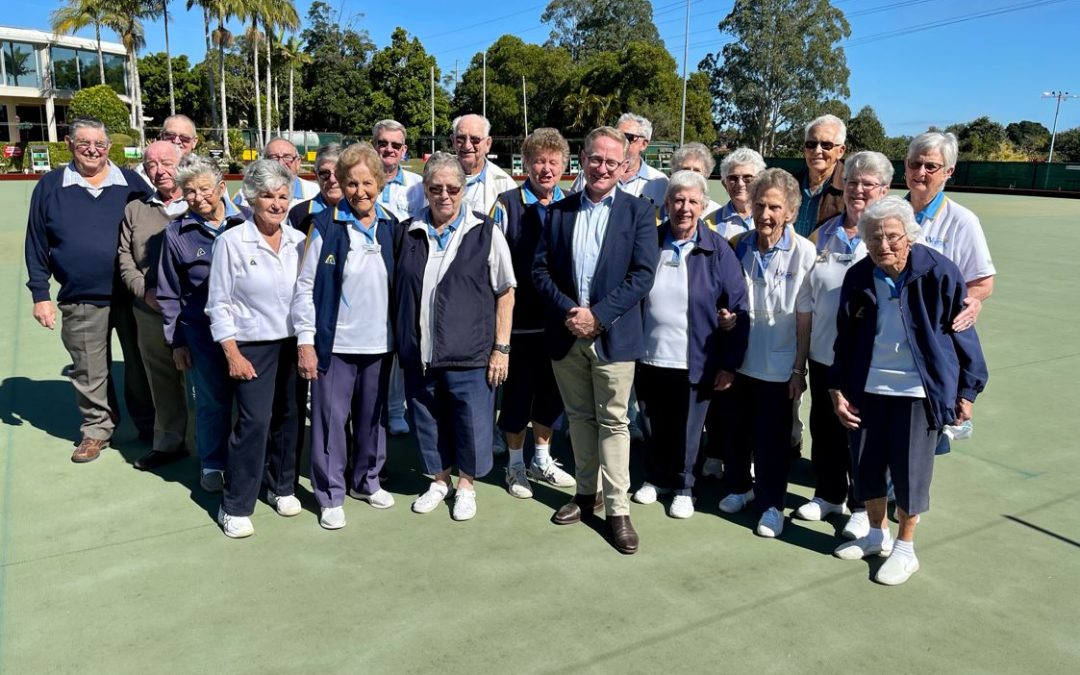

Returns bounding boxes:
[25,167,147,306]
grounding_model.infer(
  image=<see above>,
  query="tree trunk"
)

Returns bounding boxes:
[94,23,105,84]
[164,1,175,115]
[131,46,146,146]
[219,21,230,158]
[252,20,263,151]
[265,23,273,145]
[274,81,281,138]
[204,8,219,140]
[288,65,294,138]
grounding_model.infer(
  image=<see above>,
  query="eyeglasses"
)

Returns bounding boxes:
[184,185,219,198]
[624,132,645,144]
[266,154,299,163]
[804,140,839,151]
[866,232,906,247]
[376,139,404,150]
[454,135,485,147]
[316,169,335,181]
[73,140,109,151]
[427,184,462,196]
[160,131,195,144]
[844,180,883,191]
[906,160,944,174]
[725,174,755,184]
[586,155,624,171]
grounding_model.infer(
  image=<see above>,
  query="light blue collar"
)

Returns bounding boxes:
[522,180,564,205]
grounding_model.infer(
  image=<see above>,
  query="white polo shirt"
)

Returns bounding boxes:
[865,270,925,398]
[735,228,816,383]
[206,219,306,343]
[708,200,754,241]
[410,208,517,367]
[911,192,996,283]
[642,232,696,369]
[804,215,868,366]
[462,160,518,215]
[379,167,426,221]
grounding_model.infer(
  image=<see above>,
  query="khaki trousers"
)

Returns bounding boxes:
[550,339,635,516]
[59,302,115,441]
[133,305,189,453]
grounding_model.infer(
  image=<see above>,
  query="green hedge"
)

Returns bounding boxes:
[0,141,141,171]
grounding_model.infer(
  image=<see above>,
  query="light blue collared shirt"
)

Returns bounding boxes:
[572,189,615,307]
[522,180,564,223]
[62,161,127,197]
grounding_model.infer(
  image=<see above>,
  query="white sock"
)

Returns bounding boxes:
[508,448,525,467]
[868,526,891,546]
[534,444,551,465]
[892,539,915,558]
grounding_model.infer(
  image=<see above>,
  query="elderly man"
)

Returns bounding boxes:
[136,114,200,187]
[792,114,847,238]
[533,126,659,554]
[24,117,149,462]
[453,114,517,214]
[234,137,319,210]
[373,119,426,221]
[568,113,668,207]
[118,141,191,471]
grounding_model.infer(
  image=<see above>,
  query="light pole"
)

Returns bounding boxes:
[1042,91,1078,188]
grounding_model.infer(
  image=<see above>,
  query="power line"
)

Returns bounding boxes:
[844,0,1069,47]
[415,2,549,42]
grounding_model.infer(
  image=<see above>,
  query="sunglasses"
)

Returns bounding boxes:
[316,169,335,180]
[725,174,755,184]
[427,184,462,196]
[906,160,945,174]
[804,140,839,151]
[624,132,645,144]
[266,154,299,163]
[376,139,404,150]
[454,135,485,147]
[160,131,195,144]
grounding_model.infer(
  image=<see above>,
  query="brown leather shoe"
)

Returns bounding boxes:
[608,515,639,555]
[552,492,604,526]
[71,438,109,463]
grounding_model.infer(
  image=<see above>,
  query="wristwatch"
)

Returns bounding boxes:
[493,343,511,354]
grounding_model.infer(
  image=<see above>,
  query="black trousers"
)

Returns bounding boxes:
[223,339,301,517]
[636,364,712,496]
[808,359,859,508]
[721,374,792,511]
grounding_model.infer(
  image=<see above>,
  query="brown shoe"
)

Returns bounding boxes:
[552,492,603,526]
[608,515,639,555]
[71,438,109,463]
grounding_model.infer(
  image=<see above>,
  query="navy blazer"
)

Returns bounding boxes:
[532,190,659,362]
[654,222,750,384]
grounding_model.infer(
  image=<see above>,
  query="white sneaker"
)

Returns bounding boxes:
[412,481,450,514]
[834,534,894,560]
[505,464,533,499]
[267,490,302,517]
[528,457,575,487]
[320,506,346,530]
[452,489,477,521]
[388,416,410,436]
[756,507,784,538]
[217,506,254,538]
[701,458,723,479]
[794,497,848,521]
[842,510,871,540]
[668,495,695,519]
[876,550,920,585]
[719,490,754,514]
[632,481,668,505]
[349,488,395,509]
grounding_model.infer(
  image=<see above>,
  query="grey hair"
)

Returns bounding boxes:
[314,143,342,170]
[749,168,802,216]
[805,114,847,144]
[68,117,110,141]
[262,138,299,158]
[671,142,716,176]
[422,151,466,188]
[844,150,894,185]
[372,119,406,139]
[451,114,491,138]
[617,113,653,141]
[907,131,959,169]
[582,126,629,156]
[720,147,766,179]
[857,195,922,243]
[175,154,223,189]
[161,114,196,133]
[665,170,709,204]
[241,159,293,200]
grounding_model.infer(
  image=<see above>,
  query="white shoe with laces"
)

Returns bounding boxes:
[528,457,576,488]
[756,507,784,538]
[668,495,695,519]
[452,489,477,521]
[719,490,754,514]
[505,464,533,499]
[412,481,450,514]
[267,490,302,517]
[217,507,254,538]
[632,481,669,505]
[842,510,871,540]
[320,506,346,530]
[794,497,848,521]
[349,488,395,509]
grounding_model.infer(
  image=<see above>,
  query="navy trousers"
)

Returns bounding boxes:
[183,323,230,472]
[636,364,712,496]
[405,366,495,479]
[721,374,793,511]
[809,359,859,508]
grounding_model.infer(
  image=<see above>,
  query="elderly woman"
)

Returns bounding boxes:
[793,151,892,537]
[669,142,722,219]
[395,151,516,521]
[291,143,399,530]
[708,147,767,241]
[717,168,816,539]
[490,128,574,499]
[830,196,987,584]
[158,155,246,493]
[206,159,307,538]
[288,143,343,233]
[631,171,749,519]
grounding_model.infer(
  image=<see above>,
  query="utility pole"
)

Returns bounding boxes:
[431,66,436,155]
[679,0,690,145]
[482,51,487,119]
[1042,91,1079,188]
[522,75,528,136]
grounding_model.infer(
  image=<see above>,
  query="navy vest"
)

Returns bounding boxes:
[495,188,544,331]
[395,213,496,371]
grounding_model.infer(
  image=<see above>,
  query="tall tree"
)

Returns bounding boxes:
[700,0,851,155]
[244,4,265,148]
[186,0,219,139]
[262,3,299,144]
[206,0,246,157]
[101,0,161,145]
[277,34,311,137]
[1005,120,1051,157]
[50,0,114,84]
[162,0,175,114]
[540,0,662,62]
[367,28,452,143]
[139,52,204,125]
[846,105,886,152]
[953,116,1007,160]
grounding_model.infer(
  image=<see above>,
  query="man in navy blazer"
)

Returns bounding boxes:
[532,126,659,554]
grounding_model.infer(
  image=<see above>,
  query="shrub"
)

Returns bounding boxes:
[69,85,134,137]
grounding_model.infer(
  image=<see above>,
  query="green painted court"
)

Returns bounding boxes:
[1,180,1078,673]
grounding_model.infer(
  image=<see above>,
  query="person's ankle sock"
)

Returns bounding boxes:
[533,444,551,465]
[508,448,524,467]
[892,539,915,559]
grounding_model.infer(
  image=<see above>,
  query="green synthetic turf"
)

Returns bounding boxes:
[1,182,1078,673]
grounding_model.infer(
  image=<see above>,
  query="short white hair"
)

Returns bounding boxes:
[671,142,715,175]
[720,147,766,179]
[664,170,709,204]
[422,151,466,188]
[907,131,959,170]
[451,114,491,138]
[241,159,292,200]
[857,195,922,243]
[844,151,894,185]
[617,113,653,141]
[805,114,847,145]
[373,119,406,139]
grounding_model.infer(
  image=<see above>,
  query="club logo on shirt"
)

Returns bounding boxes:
[195,247,206,257]
[324,254,336,265]
[249,258,257,266]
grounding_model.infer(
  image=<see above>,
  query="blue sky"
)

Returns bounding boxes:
[7,0,1080,137]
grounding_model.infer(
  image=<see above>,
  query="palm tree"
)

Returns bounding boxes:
[50,0,114,85]
[207,0,246,157]
[244,11,265,150]
[162,0,175,115]
[101,0,161,145]
[277,34,311,138]
[259,1,298,145]
[186,0,219,143]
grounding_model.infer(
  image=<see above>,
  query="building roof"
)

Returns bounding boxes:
[0,25,127,55]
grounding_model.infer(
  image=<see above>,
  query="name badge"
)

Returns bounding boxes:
[431,249,446,260]
[363,243,381,255]
[836,253,855,263]
[664,255,681,268]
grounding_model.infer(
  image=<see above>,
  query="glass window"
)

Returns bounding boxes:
[103,53,128,95]
[15,105,46,143]
[78,50,101,88]
[51,46,80,90]
[4,42,41,88]
[0,105,10,144]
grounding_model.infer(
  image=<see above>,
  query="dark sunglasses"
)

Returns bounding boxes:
[427,184,462,196]
[161,131,195,144]
[906,159,945,174]
[376,139,404,150]
[624,132,645,144]
[316,169,335,180]
[804,140,839,151]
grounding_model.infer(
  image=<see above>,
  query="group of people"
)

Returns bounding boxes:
[24,110,990,585]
